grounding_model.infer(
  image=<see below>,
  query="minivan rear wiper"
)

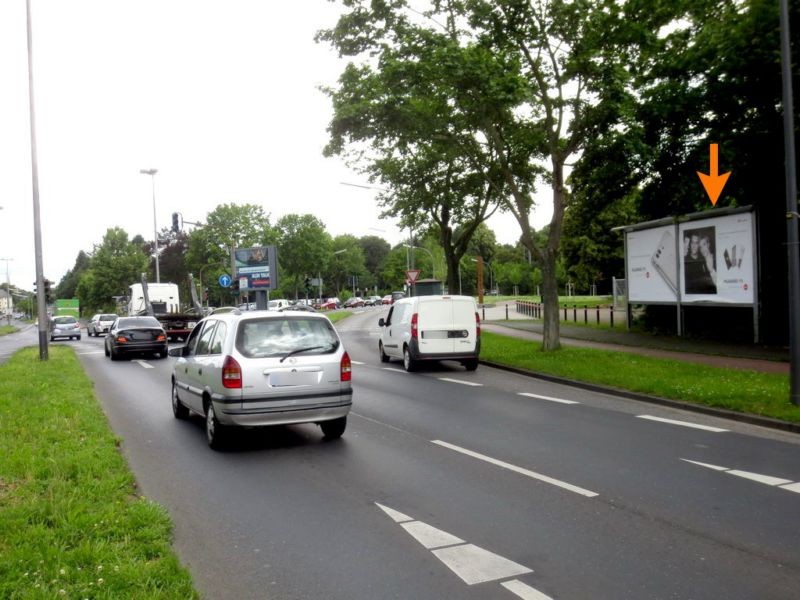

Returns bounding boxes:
[279,346,325,363]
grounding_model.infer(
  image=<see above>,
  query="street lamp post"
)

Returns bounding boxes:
[405,245,436,280]
[139,168,160,283]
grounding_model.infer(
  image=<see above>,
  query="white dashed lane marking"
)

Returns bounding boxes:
[502,579,554,600]
[682,459,800,494]
[351,360,365,365]
[438,378,483,387]
[432,440,598,498]
[518,392,578,405]
[381,368,409,374]
[134,360,154,369]
[637,415,728,432]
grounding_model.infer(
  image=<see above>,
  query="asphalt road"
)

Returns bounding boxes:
[38,309,800,599]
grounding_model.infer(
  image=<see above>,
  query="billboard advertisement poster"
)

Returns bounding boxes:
[234,246,278,290]
[626,224,679,303]
[678,212,754,304]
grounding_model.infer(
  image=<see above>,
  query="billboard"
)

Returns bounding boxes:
[233,245,278,291]
[624,208,756,306]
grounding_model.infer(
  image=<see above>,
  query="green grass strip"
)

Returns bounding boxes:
[0,347,198,599]
[326,311,353,324]
[481,331,798,423]
[0,325,17,336]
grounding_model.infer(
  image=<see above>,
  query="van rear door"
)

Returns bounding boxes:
[451,297,478,353]
[417,297,455,354]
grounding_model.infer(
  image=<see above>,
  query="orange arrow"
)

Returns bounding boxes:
[696,143,731,206]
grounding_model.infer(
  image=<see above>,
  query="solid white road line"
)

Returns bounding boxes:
[637,415,728,432]
[134,360,154,369]
[432,440,598,498]
[518,392,579,405]
[438,378,483,387]
[682,459,800,492]
[502,579,554,600]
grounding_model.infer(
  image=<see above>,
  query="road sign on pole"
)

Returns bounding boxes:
[219,274,232,288]
[406,269,421,284]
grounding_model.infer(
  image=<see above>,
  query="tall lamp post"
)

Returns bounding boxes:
[405,245,436,280]
[139,168,160,283]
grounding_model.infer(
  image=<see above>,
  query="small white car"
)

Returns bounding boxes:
[169,309,352,449]
[378,295,480,371]
[49,315,81,341]
[87,313,118,336]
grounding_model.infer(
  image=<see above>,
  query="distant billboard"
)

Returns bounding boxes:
[233,245,278,291]
[624,207,756,306]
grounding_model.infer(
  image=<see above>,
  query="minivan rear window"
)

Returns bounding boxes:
[236,317,339,358]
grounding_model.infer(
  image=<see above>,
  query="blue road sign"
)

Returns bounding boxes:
[219,274,232,288]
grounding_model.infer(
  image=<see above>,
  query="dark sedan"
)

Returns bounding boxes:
[104,316,168,361]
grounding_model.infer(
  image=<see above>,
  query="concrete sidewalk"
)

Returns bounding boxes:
[480,301,789,375]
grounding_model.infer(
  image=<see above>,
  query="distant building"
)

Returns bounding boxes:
[0,289,11,314]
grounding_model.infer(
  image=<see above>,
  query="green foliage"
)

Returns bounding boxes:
[327,235,367,296]
[276,214,332,298]
[76,228,149,314]
[55,251,91,300]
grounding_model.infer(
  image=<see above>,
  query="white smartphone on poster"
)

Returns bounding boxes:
[651,230,678,295]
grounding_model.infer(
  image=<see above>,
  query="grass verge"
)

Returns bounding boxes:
[0,347,198,599]
[481,331,798,423]
[326,311,353,324]
[0,325,17,336]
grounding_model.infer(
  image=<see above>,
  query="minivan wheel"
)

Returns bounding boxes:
[403,346,416,372]
[321,416,347,439]
[172,382,189,420]
[206,402,228,450]
[463,358,479,371]
[379,342,390,363]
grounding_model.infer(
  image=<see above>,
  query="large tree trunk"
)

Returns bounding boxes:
[540,157,567,351]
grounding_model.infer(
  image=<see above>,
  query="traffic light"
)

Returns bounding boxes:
[43,279,53,302]
[171,212,180,233]
[304,277,312,291]
[230,279,240,293]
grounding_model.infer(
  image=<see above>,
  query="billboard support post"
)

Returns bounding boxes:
[674,221,683,336]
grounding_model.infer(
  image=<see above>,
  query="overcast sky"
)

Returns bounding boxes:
[0,0,550,293]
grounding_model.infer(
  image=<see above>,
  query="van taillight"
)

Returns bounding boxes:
[341,352,352,382]
[411,313,418,339]
[222,355,242,389]
[475,312,481,337]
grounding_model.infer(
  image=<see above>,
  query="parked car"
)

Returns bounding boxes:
[169,309,352,449]
[343,297,365,309]
[378,295,480,371]
[364,295,383,307]
[278,304,317,313]
[391,291,406,304]
[50,315,81,341]
[381,294,393,305]
[267,299,290,310]
[104,316,168,361]
[87,313,118,336]
[317,298,341,310]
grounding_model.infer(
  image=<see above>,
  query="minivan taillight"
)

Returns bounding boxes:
[475,312,481,337]
[411,313,418,339]
[222,355,242,389]
[340,352,352,382]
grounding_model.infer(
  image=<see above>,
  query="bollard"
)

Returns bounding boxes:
[573,305,577,322]
[610,307,614,327]
[596,306,600,324]
[482,306,486,321]
[584,305,588,324]
[563,306,567,320]
[505,304,509,320]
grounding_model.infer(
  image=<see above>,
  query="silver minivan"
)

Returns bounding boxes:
[169,309,352,449]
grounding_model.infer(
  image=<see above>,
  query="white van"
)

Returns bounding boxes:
[377,295,480,371]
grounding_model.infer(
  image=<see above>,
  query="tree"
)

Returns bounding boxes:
[76,227,149,313]
[327,235,368,297]
[55,250,91,299]
[276,214,332,299]
[359,235,391,285]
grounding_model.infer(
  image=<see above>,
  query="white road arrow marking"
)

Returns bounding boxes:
[375,503,413,523]
[518,392,579,405]
[432,440,598,498]
[637,415,728,432]
[375,503,532,586]
[502,579,555,600]
[682,459,800,493]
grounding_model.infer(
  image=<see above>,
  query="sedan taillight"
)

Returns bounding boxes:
[222,355,242,389]
[156,334,166,342]
[340,352,352,382]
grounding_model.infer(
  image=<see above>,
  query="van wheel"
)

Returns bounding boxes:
[379,342,390,363]
[321,416,346,439]
[403,346,417,372]
[205,401,228,450]
[463,358,479,371]
[172,382,189,419]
